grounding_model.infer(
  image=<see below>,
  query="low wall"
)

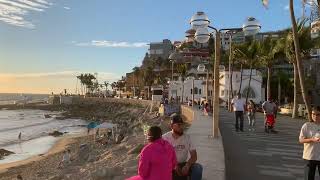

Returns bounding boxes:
[69,97,160,109]
[181,105,194,124]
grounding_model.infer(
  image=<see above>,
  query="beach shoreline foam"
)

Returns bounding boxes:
[0,134,81,173]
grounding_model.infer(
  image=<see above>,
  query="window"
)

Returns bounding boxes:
[199,89,202,94]
[155,49,163,54]
[149,49,156,54]
[191,89,193,94]
[194,87,198,94]
[221,90,224,96]
[153,90,163,95]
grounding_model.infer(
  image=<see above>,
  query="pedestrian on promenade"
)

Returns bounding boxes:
[127,126,177,180]
[247,100,256,131]
[163,114,203,180]
[203,103,209,116]
[231,94,246,132]
[299,106,320,180]
[262,97,277,133]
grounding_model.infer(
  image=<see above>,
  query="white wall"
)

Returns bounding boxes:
[169,69,263,104]
[219,70,263,103]
[169,79,205,102]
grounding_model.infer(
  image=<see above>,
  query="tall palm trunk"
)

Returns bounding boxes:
[231,59,234,95]
[238,64,243,95]
[317,0,320,17]
[228,38,233,111]
[181,80,184,103]
[267,67,271,99]
[292,61,298,118]
[278,76,281,104]
[290,0,312,120]
[246,64,253,104]
[229,59,235,111]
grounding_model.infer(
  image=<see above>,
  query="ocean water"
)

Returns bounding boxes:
[0,109,87,164]
[0,93,49,105]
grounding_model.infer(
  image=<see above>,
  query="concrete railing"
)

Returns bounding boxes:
[68,97,158,108]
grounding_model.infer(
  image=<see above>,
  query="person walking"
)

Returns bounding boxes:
[299,106,320,180]
[231,94,246,132]
[247,100,256,131]
[163,114,203,180]
[127,126,177,180]
[262,97,277,133]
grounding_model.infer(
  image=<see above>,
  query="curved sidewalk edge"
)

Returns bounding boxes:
[181,106,225,180]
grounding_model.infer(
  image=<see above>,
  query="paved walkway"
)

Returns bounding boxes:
[220,108,309,180]
[186,107,225,180]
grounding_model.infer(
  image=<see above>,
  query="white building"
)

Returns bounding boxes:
[169,78,209,103]
[168,69,264,104]
[220,69,264,104]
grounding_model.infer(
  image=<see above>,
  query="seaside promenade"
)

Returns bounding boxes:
[185,106,309,180]
[184,106,225,180]
[220,108,307,180]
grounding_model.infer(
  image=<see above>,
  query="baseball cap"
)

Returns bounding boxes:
[170,113,183,124]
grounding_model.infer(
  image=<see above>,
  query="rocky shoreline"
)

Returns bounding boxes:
[0,98,174,180]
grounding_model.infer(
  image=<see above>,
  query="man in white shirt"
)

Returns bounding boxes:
[299,106,320,179]
[231,94,246,132]
[163,114,203,180]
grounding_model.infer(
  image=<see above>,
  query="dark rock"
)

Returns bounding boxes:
[115,134,125,144]
[0,149,14,159]
[48,131,63,137]
[44,114,51,118]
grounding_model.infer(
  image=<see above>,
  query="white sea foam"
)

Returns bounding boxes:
[0,109,87,164]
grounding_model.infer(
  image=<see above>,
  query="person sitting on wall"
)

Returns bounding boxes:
[163,114,203,180]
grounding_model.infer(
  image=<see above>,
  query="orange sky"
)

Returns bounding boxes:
[0,72,118,94]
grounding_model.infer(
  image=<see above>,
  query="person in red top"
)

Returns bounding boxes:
[127,126,177,180]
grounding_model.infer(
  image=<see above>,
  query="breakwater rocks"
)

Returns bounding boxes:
[0,149,14,160]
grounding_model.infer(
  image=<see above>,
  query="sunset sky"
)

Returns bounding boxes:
[0,0,306,94]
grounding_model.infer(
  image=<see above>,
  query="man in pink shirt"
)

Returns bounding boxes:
[127,126,177,180]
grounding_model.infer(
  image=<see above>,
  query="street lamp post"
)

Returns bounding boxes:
[190,12,261,138]
[197,63,209,102]
[170,59,175,81]
[225,29,243,111]
[169,51,183,103]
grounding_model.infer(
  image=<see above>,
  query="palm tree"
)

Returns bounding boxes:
[176,64,188,103]
[233,40,260,103]
[260,0,313,120]
[77,74,85,95]
[143,66,155,99]
[289,0,313,120]
[275,19,315,118]
[111,82,117,96]
[257,37,280,100]
[132,66,141,97]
